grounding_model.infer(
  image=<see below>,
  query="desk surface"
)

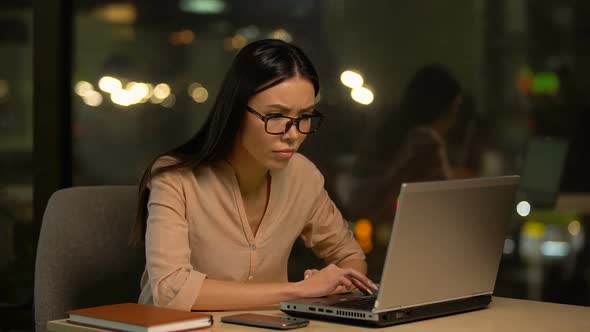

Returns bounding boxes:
[48,297,589,332]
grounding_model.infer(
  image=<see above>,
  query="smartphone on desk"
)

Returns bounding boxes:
[221,313,309,330]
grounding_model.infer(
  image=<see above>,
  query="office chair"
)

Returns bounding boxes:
[34,186,145,332]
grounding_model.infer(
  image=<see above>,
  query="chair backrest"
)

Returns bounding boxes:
[34,186,145,332]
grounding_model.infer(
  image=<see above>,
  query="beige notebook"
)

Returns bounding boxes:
[67,303,212,332]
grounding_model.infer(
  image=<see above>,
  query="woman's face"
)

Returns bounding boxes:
[237,75,316,171]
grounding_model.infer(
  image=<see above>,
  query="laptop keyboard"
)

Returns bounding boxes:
[331,296,376,310]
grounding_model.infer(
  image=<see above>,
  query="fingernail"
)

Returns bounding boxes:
[304,274,309,279]
[366,288,373,295]
[370,281,378,290]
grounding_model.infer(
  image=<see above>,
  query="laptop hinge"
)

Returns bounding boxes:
[372,301,401,314]
[472,291,492,297]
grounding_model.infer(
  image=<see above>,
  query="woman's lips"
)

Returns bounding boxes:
[273,150,295,159]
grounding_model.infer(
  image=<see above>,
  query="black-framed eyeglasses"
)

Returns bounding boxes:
[246,106,324,135]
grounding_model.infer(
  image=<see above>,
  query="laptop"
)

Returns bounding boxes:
[281,176,520,327]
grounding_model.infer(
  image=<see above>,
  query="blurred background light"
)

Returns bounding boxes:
[111,89,133,107]
[74,81,94,97]
[516,66,533,95]
[153,83,171,100]
[170,29,195,45]
[354,218,373,254]
[93,3,137,24]
[531,71,560,96]
[179,0,226,14]
[516,200,531,217]
[340,70,364,89]
[191,86,209,103]
[238,25,260,40]
[161,94,176,108]
[270,28,293,42]
[126,82,150,103]
[541,241,570,257]
[187,82,202,95]
[98,76,122,94]
[351,86,374,105]
[568,220,581,236]
[231,34,247,50]
[503,238,515,255]
[141,83,154,102]
[522,220,545,239]
[82,91,103,107]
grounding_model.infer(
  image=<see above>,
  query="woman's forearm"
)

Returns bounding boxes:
[192,261,373,310]
[191,278,300,310]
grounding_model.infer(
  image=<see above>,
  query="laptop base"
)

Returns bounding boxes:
[281,295,492,328]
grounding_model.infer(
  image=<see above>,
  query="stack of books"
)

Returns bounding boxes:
[66,303,212,332]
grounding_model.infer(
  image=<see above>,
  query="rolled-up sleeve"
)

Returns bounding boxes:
[145,163,207,311]
[300,167,366,266]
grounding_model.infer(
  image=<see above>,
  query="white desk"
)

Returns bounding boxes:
[47,297,589,332]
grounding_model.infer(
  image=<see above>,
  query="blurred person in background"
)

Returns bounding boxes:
[353,64,463,224]
[349,64,463,280]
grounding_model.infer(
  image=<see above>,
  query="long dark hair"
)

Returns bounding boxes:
[131,39,320,245]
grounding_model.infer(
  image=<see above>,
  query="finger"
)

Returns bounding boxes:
[339,276,354,289]
[368,279,378,290]
[332,285,348,295]
[344,269,378,290]
[350,277,373,295]
[336,282,355,294]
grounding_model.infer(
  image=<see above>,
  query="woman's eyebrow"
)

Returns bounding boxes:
[299,105,316,113]
[265,104,316,113]
[265,104,290,112]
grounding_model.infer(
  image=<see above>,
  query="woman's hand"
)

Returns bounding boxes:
[295,264,378,298]
[303,268,350,294]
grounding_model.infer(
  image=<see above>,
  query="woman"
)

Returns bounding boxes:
[131,39,377,311]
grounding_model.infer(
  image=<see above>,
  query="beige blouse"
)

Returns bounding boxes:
[138,153,365,311]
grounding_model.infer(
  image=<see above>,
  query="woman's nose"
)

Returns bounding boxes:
[282,121,300,140]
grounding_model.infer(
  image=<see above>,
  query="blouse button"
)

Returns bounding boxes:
[248,275,254,280]
[250,244,256,251]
